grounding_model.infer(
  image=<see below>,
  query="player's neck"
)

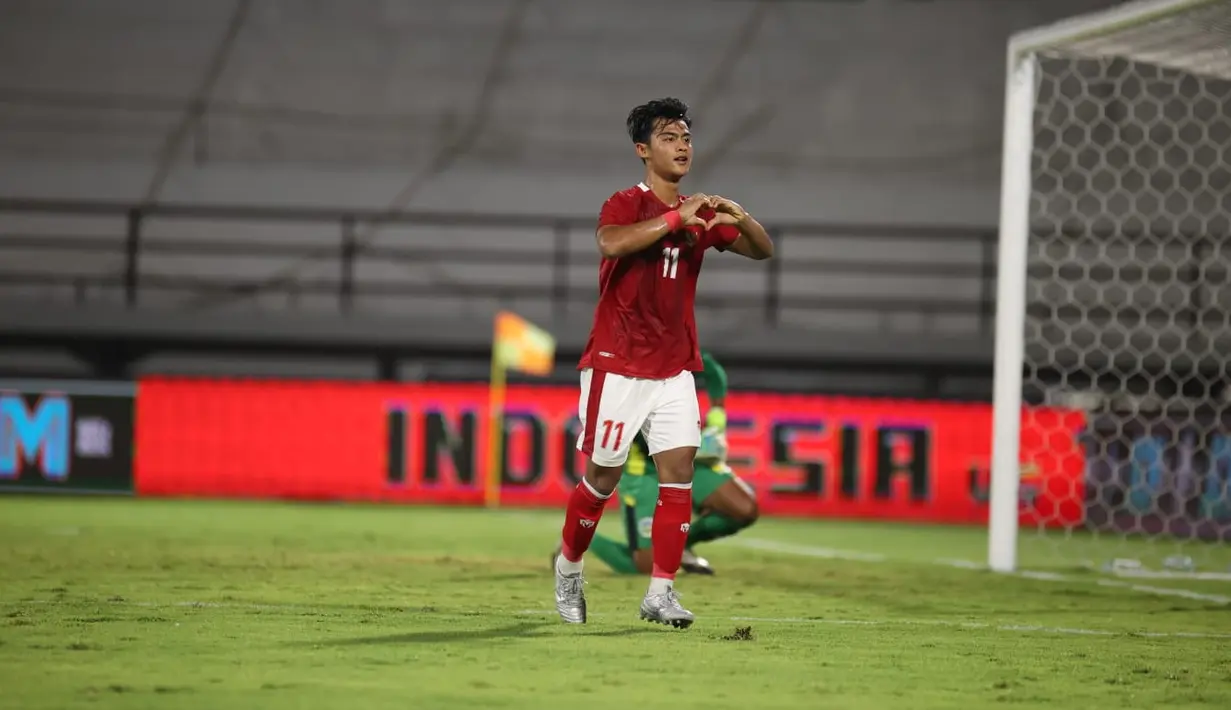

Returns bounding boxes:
[642,173,682,207]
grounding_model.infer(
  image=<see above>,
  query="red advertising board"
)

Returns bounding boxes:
[134,378,1087,527]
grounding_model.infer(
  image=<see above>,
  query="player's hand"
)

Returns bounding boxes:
[705,196,747,229]
[712,197,746,218]
[696,426,728,465]
[677,193,714,228]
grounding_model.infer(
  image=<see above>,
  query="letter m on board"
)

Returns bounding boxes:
[0,395,70,480]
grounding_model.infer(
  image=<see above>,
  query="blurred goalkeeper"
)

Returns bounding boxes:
[554,350,758,576]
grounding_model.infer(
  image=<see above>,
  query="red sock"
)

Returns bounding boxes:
[560,480,609,562]
[651,484,692,580]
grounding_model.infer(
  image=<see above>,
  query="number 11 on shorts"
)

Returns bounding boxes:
[600,419,625,450]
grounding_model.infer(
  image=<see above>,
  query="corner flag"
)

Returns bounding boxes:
[493,311,556,376]
[487,311,556,507]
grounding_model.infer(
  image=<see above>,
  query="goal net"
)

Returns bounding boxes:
[990,0,1231,576]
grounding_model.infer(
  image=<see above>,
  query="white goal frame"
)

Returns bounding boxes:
[989,0,1231,573]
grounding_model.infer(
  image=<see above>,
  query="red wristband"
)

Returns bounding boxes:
[663,210,683,232]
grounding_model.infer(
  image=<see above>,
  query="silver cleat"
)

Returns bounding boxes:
[681,548,715,575]
[555,560,587,624]
[639,588,694,629]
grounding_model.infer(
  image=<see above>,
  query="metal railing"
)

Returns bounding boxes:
[0,198,998,331]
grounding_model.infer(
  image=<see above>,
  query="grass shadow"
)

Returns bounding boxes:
[304,620,661,647]
[310,621,547,646]
[575,627,660,638]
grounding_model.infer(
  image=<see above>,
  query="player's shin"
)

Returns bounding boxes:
[559,477,612,570]
[648,482,692,594]
[589,534,640,574]
[686,511,750,546]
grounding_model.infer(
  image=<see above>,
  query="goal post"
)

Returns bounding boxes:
[990,0,1231,574]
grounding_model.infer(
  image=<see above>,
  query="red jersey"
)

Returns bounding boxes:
[578,182,739,380]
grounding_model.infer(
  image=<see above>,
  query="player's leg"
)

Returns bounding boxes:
[624,480,658,574]
[561,370,647,563]
[587,486,654,575]
[684,467,759,573]
[557,458,622,568]
[637,370,703,628]
[590,470,758,577]
[555,369,651,623]
[587,531,642,575]
[646,444,696,583]
[589,463,758,577]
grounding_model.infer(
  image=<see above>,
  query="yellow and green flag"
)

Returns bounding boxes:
[493,311,556,376]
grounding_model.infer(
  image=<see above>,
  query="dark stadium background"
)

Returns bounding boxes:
[1,2,1229,708]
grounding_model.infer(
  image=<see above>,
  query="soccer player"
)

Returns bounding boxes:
[564,350,760,577]
[553,97,775,628]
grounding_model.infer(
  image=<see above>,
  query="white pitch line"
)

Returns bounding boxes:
[1097,579,1231,604]
[734,538,1231,605]
[1016,570,1070,582]
[1110,568,1231,582]
[934,558,983,570]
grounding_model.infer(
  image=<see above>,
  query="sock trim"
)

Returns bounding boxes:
[659,482,693,490]
[582,477,613,499]
[648,575,674,594]
[557,554,583,574]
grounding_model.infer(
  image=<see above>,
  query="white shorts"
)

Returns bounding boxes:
[575,368,702,467]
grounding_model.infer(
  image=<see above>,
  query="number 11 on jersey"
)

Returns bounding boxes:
[662,246,680,279]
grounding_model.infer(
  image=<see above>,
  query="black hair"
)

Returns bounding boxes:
[626,98,691,145]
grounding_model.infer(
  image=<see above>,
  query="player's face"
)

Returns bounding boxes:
[637,119,692,180]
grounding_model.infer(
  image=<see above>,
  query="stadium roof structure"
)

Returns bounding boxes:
[0,0,1124,206]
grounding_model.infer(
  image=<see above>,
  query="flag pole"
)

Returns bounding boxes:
[486,345,507,509]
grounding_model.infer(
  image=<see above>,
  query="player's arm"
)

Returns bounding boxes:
[596,193,712,259]
[726,216,774,260]
[700,350,728,430]
[596,219,673,259]
[709,197,774,260]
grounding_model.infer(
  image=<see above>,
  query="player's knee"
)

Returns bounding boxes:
[741,499,760,526]
[653,448,696,485]
[658,461,694,485]
[731,477,759,524]
[731,495,759,525]
[585,461,624,493]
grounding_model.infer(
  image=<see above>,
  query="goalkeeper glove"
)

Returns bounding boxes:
[696,426,728,465]
[705,406,727,432]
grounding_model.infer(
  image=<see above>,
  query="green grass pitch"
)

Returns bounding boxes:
[1,497,1229,709]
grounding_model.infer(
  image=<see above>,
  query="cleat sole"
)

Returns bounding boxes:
[639,611,694,629]
[558,606,588,624]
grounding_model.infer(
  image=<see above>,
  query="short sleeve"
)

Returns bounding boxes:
[598,191,637,228]
[704,224,740,251]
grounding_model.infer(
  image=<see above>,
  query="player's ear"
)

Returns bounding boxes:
[634,142,651,161]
